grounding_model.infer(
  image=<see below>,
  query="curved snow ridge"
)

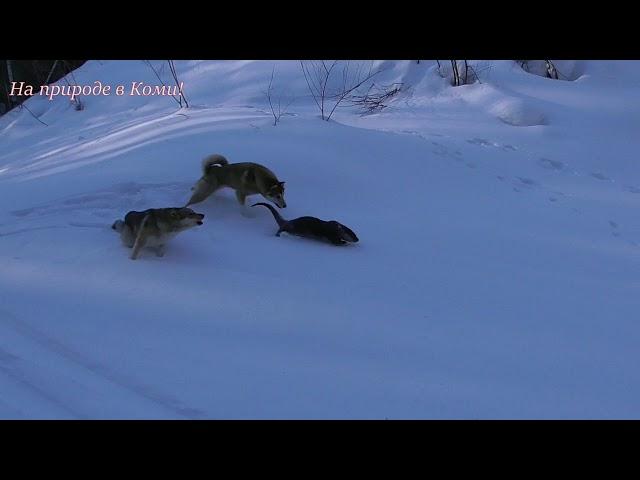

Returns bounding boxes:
[2,107,271,182]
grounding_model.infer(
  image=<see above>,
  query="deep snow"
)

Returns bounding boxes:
[0,60,639,418]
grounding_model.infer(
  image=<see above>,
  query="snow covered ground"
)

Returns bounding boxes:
[1,60,639,419]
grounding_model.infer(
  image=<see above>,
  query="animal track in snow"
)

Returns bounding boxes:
[11,182,189,220]
[466,138,516,152]
[0,308,208,419]
[517,177,538,187]
[538,158,565,171]
[397,131,459,160]
[0,347,20,364]
[430,141,450,157]
[467,138,494,147]
[0,225,68,238]
[608,220,621,237]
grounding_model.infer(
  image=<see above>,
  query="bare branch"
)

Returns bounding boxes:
[300,61,322,112]
[545,60,559,80]
[266,67,278,126]
[60,61,84,110]
[144,60,181,106]
[301,60,382,121]
[265,67,294,126]
[44,60,60,85]
[325,61,381,121]
[167,60,189,108]
[349,82,402,115]
[19,102,48,126]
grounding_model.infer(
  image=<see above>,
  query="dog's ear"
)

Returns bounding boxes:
[279,181,286,188]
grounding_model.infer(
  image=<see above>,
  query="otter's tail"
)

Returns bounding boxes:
[251,202,287,228]
[202,154,229,174]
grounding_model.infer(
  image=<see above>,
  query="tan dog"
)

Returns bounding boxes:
[186,154,287,209]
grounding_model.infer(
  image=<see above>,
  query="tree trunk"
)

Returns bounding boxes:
[6,60,15,106]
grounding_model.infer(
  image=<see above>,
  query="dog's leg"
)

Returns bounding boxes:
[119,225,136,248]
[130,215,150,260]
[186,178,217,206]
[130,235,147,259]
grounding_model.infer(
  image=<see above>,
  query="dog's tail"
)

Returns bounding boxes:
[252,202,287,228]
[202,154,229,174]
[111,219,125,232]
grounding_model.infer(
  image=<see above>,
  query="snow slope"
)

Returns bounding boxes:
[1,60,639,418]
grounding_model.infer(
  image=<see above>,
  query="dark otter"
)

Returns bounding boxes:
[252,202,358,246]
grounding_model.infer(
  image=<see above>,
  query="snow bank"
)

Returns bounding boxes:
[1,60,640,419]
[490,97,547,126]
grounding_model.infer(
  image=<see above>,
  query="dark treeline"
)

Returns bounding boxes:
[1,60,86,115]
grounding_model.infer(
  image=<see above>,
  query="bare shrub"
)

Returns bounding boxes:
[144,60,190,108]
[349,82,402,115]
[167,60,189,108]
[436,60,490,86]
[59,60,84,111]
[515,60,577,81]
[300,60,381,121]
[265,67,294,126]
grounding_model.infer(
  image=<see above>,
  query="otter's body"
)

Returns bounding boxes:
[252,203,358,246]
